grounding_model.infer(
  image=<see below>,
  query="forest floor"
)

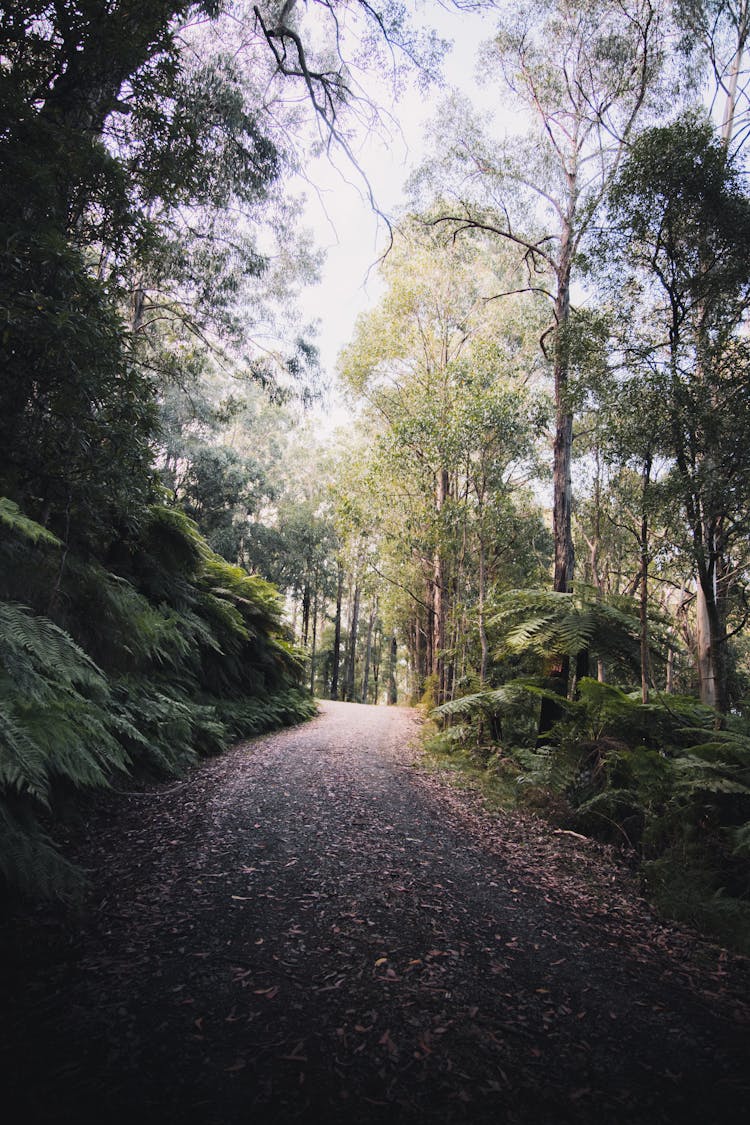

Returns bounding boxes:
[1,700,749,1125]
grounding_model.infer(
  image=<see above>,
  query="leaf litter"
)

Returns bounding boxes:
[0,700,748,1125]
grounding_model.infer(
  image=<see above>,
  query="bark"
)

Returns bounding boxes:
[309,589,319,696]
[301,581,311,648]
[552,219,575,597]
[344,583,360,703]
[330,562,343,700]
[478,532,489,685]
[539,244,574,732]
[372,628,381,705]
[361,601,377,705]
[574,648,590,689]
[666,648,675,694]
[433,468,449,705]
[670,288,729,716]
[719,1,750,148]
[387,634,398,705]
[639,454,652,705]
[412,616,423,700]
[695,560,728,717]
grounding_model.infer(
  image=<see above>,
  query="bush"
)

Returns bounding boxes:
[0,499,315,902]
[429,675,750,951]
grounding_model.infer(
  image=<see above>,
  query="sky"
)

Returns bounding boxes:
[296,2,501,393]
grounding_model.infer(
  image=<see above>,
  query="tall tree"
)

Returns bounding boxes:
[676,0,750,147]
[604,115,750,712]
[415,0,662,618]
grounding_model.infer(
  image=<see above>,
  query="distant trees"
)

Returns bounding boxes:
[339,221,551,704]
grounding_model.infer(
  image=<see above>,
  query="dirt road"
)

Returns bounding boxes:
[1,701,748,1124]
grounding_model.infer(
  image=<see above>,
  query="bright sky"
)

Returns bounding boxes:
[297,2,500,389]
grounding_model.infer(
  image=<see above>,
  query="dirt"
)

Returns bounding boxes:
[1,700,748,1125]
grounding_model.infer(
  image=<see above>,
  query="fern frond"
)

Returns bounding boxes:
[433,685,525,720]
[0,497,61,547]
[0,602,105,700]
[671,755,750,797]
[0,803,86,902]
[490,587,646,667]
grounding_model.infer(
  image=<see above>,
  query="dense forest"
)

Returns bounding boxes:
[2,0,750,950]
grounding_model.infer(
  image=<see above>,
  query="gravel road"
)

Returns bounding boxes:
[1,700,748,1124]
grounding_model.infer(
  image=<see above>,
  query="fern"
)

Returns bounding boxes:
[0,602,105,702]
[490,586,662,671]
[0,708,50,804]
[0,603,130,801]
[433,684,528,721]
[731,822,750,857]
[0,498,315,903]
[0,497,61,547]
[0,802,85,903]
[670,755,750,797]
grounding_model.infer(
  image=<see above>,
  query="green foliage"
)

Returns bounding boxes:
[492,587,648,673]
[0,601,133,901]
[0,499,61,547]
[431,670,750,950]
[0,499,313,903]
[433,681,540,751]
[0,603,130,800]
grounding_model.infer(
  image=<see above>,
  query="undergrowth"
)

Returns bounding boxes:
[428,678,750,955]
[0,499,315,904]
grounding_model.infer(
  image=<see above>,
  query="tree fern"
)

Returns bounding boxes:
[0,602,105,702]
[0,802,85,903]
[433,684,529,721]
[491,586,657,671]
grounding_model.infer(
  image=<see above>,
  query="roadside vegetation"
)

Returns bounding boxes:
[2,1,750,953]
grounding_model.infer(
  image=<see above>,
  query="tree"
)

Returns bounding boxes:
[573,358,676,699]
[604,115,750,713]
[414,0,662,623]
[339,220,548,702]
[676,0,750,148]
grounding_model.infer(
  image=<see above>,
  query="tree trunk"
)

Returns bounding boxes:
[344,583,360,702]
[639,453,652,704]
[372,625,381,705]
[301,581,311,648]
[433,468,449,704]
[330,562,343,700]
[309,589,319,696]
[695,570,727,716]
[387,634,398,705]
[666,648,675,694]
[361,600,377,704]
[478,531,489,685]
[719,3,749,147]
[552,239,574,596]
[539,228,575,735]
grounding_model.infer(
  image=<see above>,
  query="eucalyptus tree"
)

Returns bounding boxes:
[603,115,750,713]
[675,0,750,148]
[339,220,548,701]
[574,361,675,699]
[413,0,664,617]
